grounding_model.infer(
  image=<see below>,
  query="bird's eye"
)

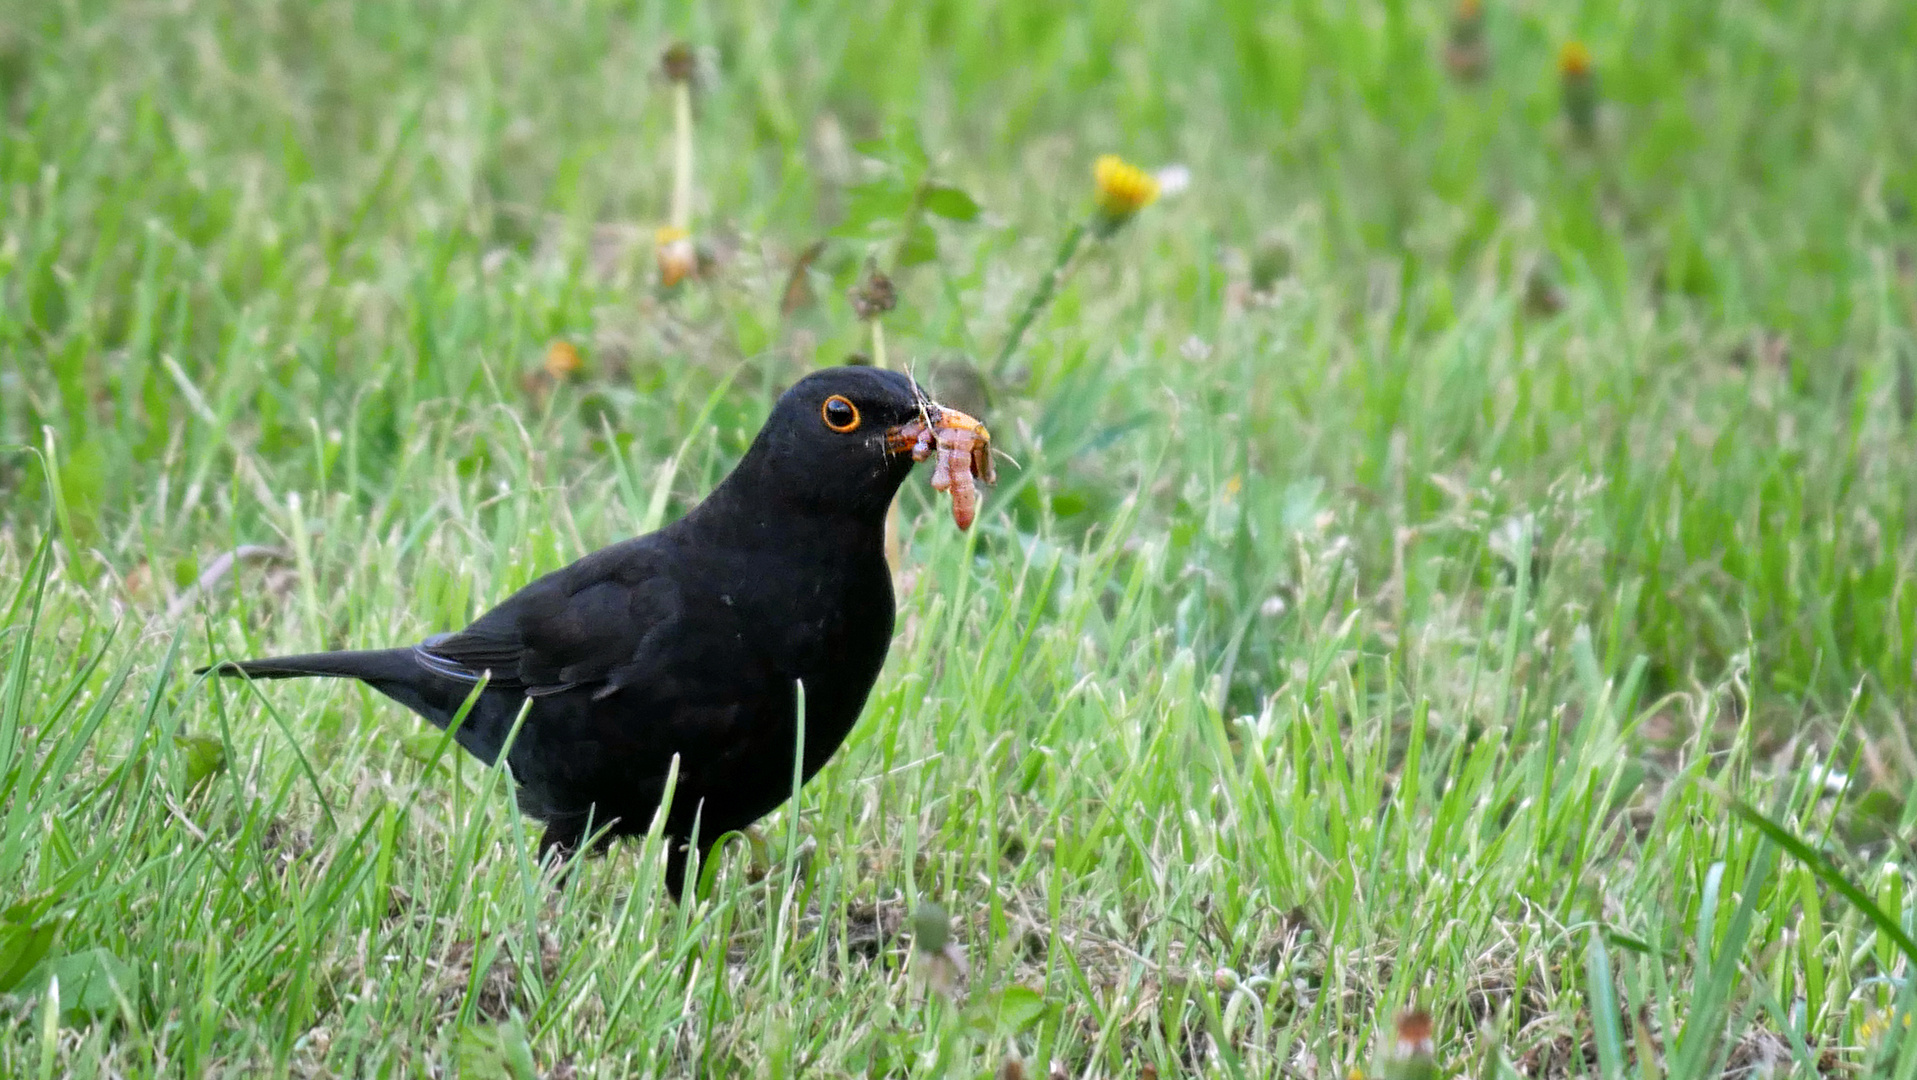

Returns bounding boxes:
[821,395,861,433]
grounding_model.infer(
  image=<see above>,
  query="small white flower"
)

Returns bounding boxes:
[1490,513,1538,569]
[1808,762,1850,796]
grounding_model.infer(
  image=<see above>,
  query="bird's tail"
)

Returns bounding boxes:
[197,649,420,683]
[198,647,515,766]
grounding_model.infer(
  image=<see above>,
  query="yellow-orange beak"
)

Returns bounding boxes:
[885,418,933,457]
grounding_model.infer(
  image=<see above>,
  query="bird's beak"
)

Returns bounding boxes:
[884,417,933,459]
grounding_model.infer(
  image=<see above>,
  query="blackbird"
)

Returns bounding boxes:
[201,366,989,897]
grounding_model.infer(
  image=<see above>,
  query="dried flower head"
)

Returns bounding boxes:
[543,340,583,380]
[911,903,951,952]
[1250,234,1294,293]
[1392,1011,1434,1055]
[1379,1010,1438,1080]
[1524,261,1565,316]
[910,902,968,998]
[848,258,897,321]
[1445,0,1488,81]
[1093,154,1161,222]
[661,42,697,85]
[655,226,695,287]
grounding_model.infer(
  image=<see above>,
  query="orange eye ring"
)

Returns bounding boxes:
[822,395,861,433]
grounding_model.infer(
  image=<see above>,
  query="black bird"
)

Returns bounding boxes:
[201,366,990,897]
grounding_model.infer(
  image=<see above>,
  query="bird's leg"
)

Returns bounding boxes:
[537,824,582,882]
[664,833,732,902]
[664,840,693,902]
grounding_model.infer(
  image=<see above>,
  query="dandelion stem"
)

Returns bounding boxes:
[873,318,900,569]
[671,82,694,230]
[883,499,902,571]
[889,178,930,277]
[991,220,1087,376]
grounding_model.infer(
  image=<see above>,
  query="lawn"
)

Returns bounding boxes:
[2,0,1916,1075]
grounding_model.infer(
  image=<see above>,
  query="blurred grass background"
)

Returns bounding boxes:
[3,0,1917,1075]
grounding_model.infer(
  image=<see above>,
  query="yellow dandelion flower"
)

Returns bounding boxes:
[1093,154,1161,220]
[1558,40,1592,79]
[1558,40,1598,141]
[1862,1009,1912,1043]
[992,153,1173,368]
[655,225,695,287]
[543,340,582,380]
[1861,1012,1885,1041]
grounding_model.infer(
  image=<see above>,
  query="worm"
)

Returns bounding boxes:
[929,422,994,530]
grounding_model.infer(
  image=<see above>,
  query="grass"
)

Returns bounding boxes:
[2,0,1917,1074]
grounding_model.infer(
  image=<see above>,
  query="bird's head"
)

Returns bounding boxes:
[731,366,990,527]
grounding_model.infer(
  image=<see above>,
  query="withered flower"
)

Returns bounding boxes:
[660,42,697,85]
[848,258,897,321]
[658,41,700,288]
[1444,0,1488,82]
[1379,1010,1437,1080]
[655,226,695,287]
[910,902,968,998]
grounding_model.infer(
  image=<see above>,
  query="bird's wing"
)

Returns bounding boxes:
[415,542,684,700]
